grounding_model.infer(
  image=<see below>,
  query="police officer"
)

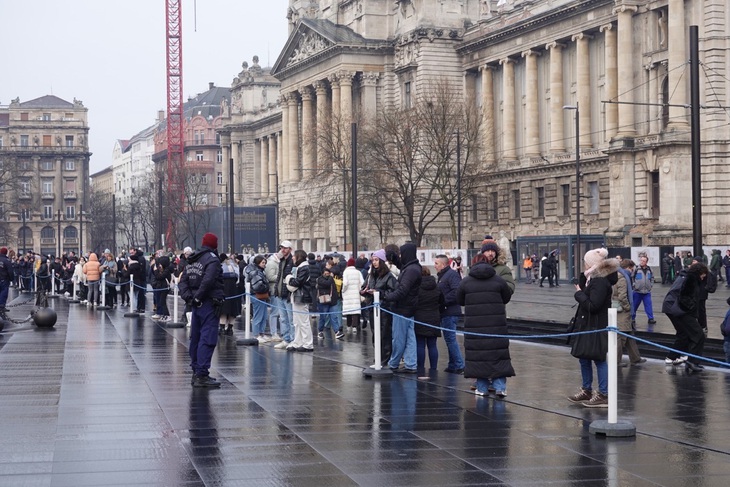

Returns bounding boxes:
[179,233,225,388]
[0,247,14,311]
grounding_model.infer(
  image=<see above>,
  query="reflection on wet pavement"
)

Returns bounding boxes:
[0,289,729,486]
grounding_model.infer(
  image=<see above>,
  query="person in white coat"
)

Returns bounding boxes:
[342,258,365,333]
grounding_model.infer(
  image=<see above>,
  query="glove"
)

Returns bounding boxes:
[192,298,203,308]
[212,298,224,318]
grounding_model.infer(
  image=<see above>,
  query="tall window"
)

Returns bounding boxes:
[588,181,599,214]
[66,205,76,219]
[561,184,571,216]
[42,113,51,121]
[489,192,498,221]
[650,171,660,218]
[535,187,545,218]
[200,173,208,184]
[404,81,411,109]
[196,151,204,161]
[65,135,74,147]
[215,132,221,145]
[194,130,204,145]
[20,180,31,195]
[65,160,75,171]
[64,179,76,192]
[40,160,54,171]
[41,227,54,239]
[218,193,224,205]
[42,180,53,194]
[20,208,31,220]
[43,205,53,220]
[217,172,223,185]
[64,226,78,238]
[216,149,223,163]
[20,135,29,147]
[469,195,478,222]
[512,189,521,219]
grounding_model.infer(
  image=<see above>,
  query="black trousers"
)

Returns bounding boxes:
[667,313,705,364]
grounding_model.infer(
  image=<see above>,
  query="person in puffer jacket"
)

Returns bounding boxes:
[83,253,102,307]
[414,267,443,374]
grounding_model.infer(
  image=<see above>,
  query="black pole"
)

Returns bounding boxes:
[229,157,235,253]
[342,164,347,253]
[79,204,83,255]
[273,171,279,250]
[456,128,462,250]
[112,194,117,256]
[22,210,26,253]
[689,26,702,257]
[57,209,61,258]
[351,122,358,258]
[575,103,581,280]
[157,178,163,250]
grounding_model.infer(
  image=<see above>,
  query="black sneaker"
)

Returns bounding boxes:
[647,319,657,325]
[444,367,464,375]
[192,374,221,388]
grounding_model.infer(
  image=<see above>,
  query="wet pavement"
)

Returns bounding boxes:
[1,287,730,486]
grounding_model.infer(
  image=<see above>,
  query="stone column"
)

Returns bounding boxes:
[329,73,341,126]
[360,72,379,117]
[280,94,289,183]
[339,71,354,124]
[615,5,638,136]
[232,141,241,202]
[268,134,277,197]
[287,93,300,182]
[601,24,618,139]
[260,136,269,198]
[275,132,283,189]
[314,80,328,170]
[573,33,592,147]
[667,0,688,128]
[480,65,495,164]
[500,58,516,160]
[522,50,540,156]
[546,42,565,152]
[300,86,314,178]
[646,63,658,134]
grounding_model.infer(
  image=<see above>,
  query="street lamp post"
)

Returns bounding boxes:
[21,209,26,253]
[456,128,462,250]
[563,104,580,280]
[79,204,84,255]
[57,209,62,258]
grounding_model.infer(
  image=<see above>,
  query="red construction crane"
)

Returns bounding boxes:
[165,0,184,249]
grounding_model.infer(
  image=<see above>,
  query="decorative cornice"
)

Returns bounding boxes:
[545,41,565,51]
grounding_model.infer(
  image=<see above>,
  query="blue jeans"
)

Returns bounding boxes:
[317,303,341,332]
[388,314,417,370]
[579,358,607,395]
[252,299,268,335]
[632,292,654,321]
[189,301,219,376]
[270,296,293,342]
[724,341,730,365]
[441,315,464,370]
[476,377,506,394]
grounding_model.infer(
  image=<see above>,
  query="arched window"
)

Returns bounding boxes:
[41,226,55,239]
[17,226,32,240]
[64,226,78,239]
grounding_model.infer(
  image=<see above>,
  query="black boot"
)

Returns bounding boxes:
[225,324,234,336]
[219,324,225,335]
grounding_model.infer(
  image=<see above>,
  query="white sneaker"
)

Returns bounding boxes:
[269,334,282,343]
[151,314,161,320]
[274,341,289,349]
[257,336,270,343]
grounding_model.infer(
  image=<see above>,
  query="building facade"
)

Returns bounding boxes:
[0,95,90,256]
[220,0,729,273]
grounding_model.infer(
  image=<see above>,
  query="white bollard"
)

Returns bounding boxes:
[97,273,109,309]
[172,277,180,322]
[51,270,56,295]
[34,270,38,293]
[589,307,635,437]
[69,275,80,303]
[123,274,139,317]
[362,291,392,377]
[244,281,252,339]
[373,291,382,370]
[607,307,618,424]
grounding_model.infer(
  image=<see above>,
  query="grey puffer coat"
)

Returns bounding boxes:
[457,262,514,380]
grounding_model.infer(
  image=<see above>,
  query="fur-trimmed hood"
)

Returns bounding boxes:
[588,258,620,279]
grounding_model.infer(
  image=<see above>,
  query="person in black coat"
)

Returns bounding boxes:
[663,262,709,371]
[539,253,553,287]
[414,268,443,374]
[457,254,513,397]
[567,248,619,408]
[383,243,422,373]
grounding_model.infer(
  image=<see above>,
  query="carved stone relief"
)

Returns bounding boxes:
[289,31,331,65]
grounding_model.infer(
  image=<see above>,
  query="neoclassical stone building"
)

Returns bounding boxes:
[221,0,730,273]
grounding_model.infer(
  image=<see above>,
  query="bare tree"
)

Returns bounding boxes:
[86,187,115,254]
[359,79,485,246]
[0,158,35,248]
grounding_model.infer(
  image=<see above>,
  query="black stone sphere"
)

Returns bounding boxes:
[33,308,57,328]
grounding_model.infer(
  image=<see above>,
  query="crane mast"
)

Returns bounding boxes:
[165,0,184,249]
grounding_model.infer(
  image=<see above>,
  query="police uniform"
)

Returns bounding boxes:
[178,233,225,387]
[0,248,14,310]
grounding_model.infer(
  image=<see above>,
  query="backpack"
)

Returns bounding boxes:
[661,274,686,317]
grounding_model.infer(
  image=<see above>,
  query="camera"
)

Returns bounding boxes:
[570,277,579,285]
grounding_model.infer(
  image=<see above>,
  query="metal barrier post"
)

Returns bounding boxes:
[123,275,139,318]
[589,308,635,437]
[97,274,110,310]
[69,275,80,304]
[237,281,258,346]
[363,291,392,377]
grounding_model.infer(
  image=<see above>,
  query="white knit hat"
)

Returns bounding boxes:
[584,247,608,274]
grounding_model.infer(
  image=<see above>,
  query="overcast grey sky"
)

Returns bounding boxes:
[0,0,289,174]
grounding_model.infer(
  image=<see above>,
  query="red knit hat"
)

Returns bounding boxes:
[202,232,218,249]
[347,258,355,267]
[0,247,7,255]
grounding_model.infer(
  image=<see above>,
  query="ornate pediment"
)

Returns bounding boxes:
[288,30,332,65]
